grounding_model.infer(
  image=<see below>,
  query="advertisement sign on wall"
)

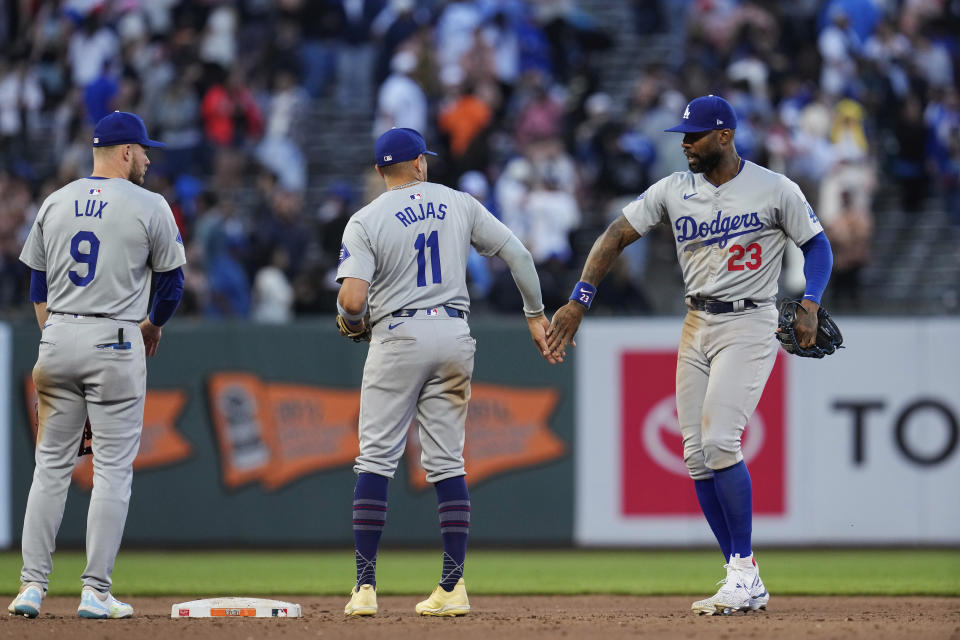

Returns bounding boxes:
[575,318,960,546]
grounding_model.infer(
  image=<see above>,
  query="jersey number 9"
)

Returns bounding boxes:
[69,230,100,286]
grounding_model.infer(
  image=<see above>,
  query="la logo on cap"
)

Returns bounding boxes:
[683,105,691,119]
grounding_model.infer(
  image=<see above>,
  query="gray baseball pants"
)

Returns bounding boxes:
[21,314,145,593]
[675,305,778,479]
[355,313,475,483]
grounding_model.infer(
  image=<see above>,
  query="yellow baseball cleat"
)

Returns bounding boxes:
[344,584,377,616]
[415,578,470,616]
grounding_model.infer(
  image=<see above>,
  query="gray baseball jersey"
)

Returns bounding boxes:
[337,182,512,323]
[20,177,185,319]
[16,176,184,597]
[337,180,513,482]
[623,160,821,481]
[622,160,823,303]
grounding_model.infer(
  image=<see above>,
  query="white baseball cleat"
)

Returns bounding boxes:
[77,586,134,619]
[692,559,769,616]
[8,582,44,618]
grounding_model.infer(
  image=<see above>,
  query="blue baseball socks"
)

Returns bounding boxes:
[711,460,754,562]
[694,477,732,562]
[352,472,389,588]
[435,476,470,591]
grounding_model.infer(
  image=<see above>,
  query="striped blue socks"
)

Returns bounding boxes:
[435,476,470,592]
[352,472,388,588]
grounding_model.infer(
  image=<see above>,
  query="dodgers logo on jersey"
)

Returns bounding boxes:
[675,210,763,249]
[176,231,183,245]
[338,243,351,266]
[806,203,820,224]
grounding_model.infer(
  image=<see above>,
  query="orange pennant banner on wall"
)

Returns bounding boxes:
[405,383,565,490]
[24,377,191,490]
[207,373,361,490]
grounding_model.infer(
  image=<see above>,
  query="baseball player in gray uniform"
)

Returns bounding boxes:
[337,127,556,617]
[548,96,833,615]
[8,112,185,619]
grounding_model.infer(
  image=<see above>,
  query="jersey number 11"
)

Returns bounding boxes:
[414,231,442,287]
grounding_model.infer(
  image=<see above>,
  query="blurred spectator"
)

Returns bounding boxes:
[200,67,264,147]
[82,60,119,124]
[0,57,43,165]
[336,0,385,109]
[256,69,309,192]
[252,248,295,323]
[437,69,493,175]
[818,99,875,226]
[891,94,930,213]
[817,6,862,98]
[67,12,119,89]
[824,189,872,310]
[513,72,565,149]
[373,50,427,137]
[151,70,203,179]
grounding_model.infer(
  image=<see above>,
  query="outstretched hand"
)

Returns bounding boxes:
[527,314,564,364]
[546,302,583,356]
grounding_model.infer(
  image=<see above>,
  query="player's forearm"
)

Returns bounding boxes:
[29,269,48,330]
[495,234,545,317]
[33,302,48,331]
[580,215,639,285]
[149,267,184,326]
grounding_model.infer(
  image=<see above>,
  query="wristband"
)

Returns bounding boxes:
[337,300,367,323]
[569,281,597,309]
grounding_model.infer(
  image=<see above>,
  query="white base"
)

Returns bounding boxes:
[171,597,302,618]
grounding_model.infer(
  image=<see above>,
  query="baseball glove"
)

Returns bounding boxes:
[775,299,843,358]
[336,313,371,343]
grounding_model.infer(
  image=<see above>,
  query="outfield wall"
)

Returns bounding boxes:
[575,318,960,546]
[2,317,958,548]
[4,318,574,547]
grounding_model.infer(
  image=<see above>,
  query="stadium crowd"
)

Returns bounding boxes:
[0,0,957,320]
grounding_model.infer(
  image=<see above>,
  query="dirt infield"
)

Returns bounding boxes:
[2,595,958,639]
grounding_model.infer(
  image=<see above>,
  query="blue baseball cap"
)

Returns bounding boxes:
[665,95,738,133]
[374,127,437,167]
[92,111,166,149]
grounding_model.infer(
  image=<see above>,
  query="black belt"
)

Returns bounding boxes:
[687,297,757,314]
[49,310,108,318]
[391,305,465,319]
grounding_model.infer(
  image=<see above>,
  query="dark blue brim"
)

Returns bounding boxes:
[143,138,167,149]
[424,150,438,157]
[664,123,716,133]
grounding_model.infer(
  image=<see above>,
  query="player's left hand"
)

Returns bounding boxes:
[139,319,162,356]
[526,314,562,364]
[793,299,819,348]
[546,301,582,356]
[336,313,372,342]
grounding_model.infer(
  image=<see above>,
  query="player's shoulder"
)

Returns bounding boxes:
[744,160,801,191]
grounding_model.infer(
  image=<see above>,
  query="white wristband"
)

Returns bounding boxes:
[337,300,367,322]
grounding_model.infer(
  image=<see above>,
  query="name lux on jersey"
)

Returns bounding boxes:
[75,198,108,218]
[675,210,762,248]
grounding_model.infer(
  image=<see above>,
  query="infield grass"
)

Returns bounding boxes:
[1,549,957,597]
